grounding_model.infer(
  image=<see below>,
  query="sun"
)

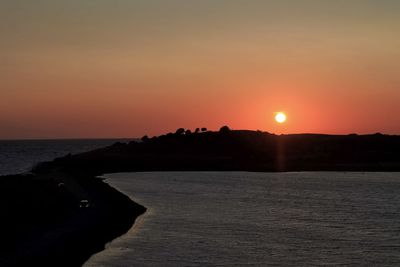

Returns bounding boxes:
[275,112,287,124]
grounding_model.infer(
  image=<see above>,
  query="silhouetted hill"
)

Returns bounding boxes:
[35,130,400,174]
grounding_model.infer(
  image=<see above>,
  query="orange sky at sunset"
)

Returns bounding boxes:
[1,1,400,139]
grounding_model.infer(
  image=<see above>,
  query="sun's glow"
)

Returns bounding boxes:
[275,112,287,124]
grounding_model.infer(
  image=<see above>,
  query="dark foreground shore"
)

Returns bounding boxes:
[2,128,400,266]
[0,170,146,266]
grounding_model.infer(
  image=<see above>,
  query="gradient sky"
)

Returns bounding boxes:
[1,0,400,139]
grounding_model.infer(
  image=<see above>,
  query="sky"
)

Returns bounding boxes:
[1,0,400,139]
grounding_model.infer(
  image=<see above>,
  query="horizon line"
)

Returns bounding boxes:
[0,130,396,141]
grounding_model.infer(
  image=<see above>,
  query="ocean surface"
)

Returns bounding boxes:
[86,172,400,266]
[0,139,131,176]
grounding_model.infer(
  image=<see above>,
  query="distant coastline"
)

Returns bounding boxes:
[35,128,400,174]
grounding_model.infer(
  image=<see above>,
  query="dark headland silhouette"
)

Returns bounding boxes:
[1,127,400,266]
[35,127,400,174]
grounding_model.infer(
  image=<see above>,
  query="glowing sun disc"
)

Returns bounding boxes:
[275,112,287,124]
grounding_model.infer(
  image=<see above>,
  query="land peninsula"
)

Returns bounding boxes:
[2,128,400,266]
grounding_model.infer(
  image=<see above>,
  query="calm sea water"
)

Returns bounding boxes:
[86,172,400,266]
[0,139,130,176]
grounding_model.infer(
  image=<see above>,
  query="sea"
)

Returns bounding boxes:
[85,172,400,266]
[1,142,400,266]
[0,139,130,176]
